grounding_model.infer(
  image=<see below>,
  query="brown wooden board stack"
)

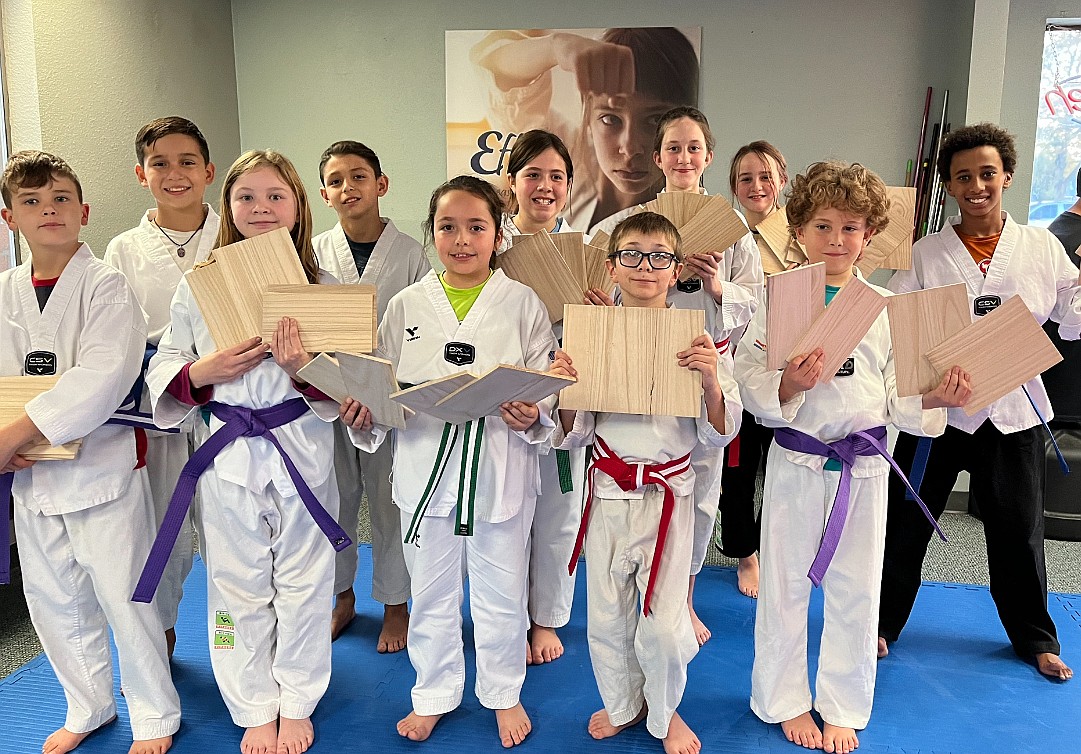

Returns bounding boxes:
[260,284,377,354]
[559,304,703,417]
[926,296,1062,415]
[887,284,969,396]
[765,262,825,371]
[856,187,917,276]
[788,277,888,382]
[0,376,81,459]
[590,229,610,252]
[494,228,580,323]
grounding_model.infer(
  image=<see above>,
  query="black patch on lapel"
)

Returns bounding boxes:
[24,351,57,375]
[444,342,476,366]
[834,357,855,378]
[973,295,1001,316]
[676,278,702,294]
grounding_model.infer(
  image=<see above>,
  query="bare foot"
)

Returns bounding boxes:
[529,623,564,664]
[494,703,532,748]
[587,704,646,739]
[780,711,822,749]
[688,576,710,646]
[42,717,117,754]
[129,736,173,754]
[822,723,858,753]
[663,711,701,754]
[331,588,356,641]
[276,717,314,754]
[877,637,888,659]
[397,711,443,742]
[241,720,278,754]
[165,627,176,659]
[378,603,409,653]
[1036,652,1073,681]
[737,554,760,598]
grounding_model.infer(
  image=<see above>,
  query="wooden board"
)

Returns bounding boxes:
[645,192,713,229]
[390,372,477,418]
[336,351,408,430]
[678,199,750,282]
[559,304,704,417]
[590,229,611,253]
[788,276,888,382]
[260,284,377,354]
[887,284,970,396]
[0,376,81,460]
[553,233,587,289]
[430,365,574,425]
[583,244,612,292]
[756,206,798,262]
[188,227,308,349]
[756,235,788,276]
[856,186,917,276]
[296,353,349,403]
[765,262,826,370]
[926,296,1063,416]
[493,228,581,323]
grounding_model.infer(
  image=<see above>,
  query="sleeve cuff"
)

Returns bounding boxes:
[166,362,213,406]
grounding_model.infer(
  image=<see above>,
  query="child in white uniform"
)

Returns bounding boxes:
[736,161,971,754]
[551,211,740,754]
[146,150,343,754]
[343,176,556,748]
[104,116,220,655]
[0,151,180,754]
[313,140,430,649]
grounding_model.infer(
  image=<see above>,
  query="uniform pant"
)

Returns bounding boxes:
[585,489,698,739]
[752,445,886,730]
[528,447,585,627]
[879,424,1059,656]
[400,505,532,714]
[690,446,723,575]
[145,431,193,630]
[332,422,409,603]
[717,410,770,558]
[195,472,338,726]
[16,471,181,741]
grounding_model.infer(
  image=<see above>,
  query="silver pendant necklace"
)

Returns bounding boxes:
[153,216,206,258]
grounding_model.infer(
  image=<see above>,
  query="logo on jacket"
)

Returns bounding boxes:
[24,351,57,375]
[973,295,1001,316]
[406,326,420,341]
[834,357,855,377]
[444,342,476,366]
[676,278,702,294]
[978,258,992,275]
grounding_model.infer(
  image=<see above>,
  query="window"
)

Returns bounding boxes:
[1031,24,1081,225]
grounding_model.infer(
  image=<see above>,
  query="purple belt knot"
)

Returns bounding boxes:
[773,425,946,587]
[131,397,351,603]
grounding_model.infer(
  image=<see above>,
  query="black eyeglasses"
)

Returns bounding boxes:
[608,249,679,270]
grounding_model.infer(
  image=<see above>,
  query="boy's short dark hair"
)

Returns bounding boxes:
[318,141,381,185]
[609,211,683,261]
[1,150,83,207]
[135,116,211,166]
[936,123,1017,183]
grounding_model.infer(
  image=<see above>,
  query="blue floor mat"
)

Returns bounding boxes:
[1,546,1078,753]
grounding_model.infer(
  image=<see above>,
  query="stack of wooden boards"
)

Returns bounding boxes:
[765,264,1062,414]
[639,192,750,282]
[187,227,377,353]
[495,229,609,323]
[0,376,81,459]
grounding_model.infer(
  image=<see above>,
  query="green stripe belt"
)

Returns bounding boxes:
[404,418,486,544]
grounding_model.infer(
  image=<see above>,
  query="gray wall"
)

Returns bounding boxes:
[231,0,974,243]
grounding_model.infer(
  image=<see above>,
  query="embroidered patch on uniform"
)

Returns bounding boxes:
[834,357,855,377]
[213,630,235,650]
[753,339,767,351]
[444,342,475,366]
[973,295,1001,316]
[676,278,702,294]
[406,326,420,341]
[215,610,235,629]
[24,351,57,375]
[978,258,992,275]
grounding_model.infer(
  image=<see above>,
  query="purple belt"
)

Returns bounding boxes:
[773,425,945,586]
[131,398,351,603]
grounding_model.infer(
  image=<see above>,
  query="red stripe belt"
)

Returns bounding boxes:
[568,435,692,616]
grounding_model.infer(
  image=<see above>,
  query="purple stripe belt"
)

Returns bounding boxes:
[772,425,946,587]
[130,398,351,603]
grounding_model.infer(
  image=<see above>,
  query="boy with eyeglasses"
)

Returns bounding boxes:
[548,211,742,754]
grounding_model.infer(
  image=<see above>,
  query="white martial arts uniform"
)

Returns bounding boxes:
[735,277,946,729]
[313,219,430,603]
[1,245,181,741]
[554,363,741,739]
[147,270,341,727]
[103,205,220,630]
[349,269,557,714]
[497,214,587,628]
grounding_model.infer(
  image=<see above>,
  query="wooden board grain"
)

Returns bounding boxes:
[390,372,477,418]
[260,284,377,354]
[0,376,81,460]
[756,235,788,276]
[887,284,970,396]
[336,351,407,430]
[678,197,749,261]
[296,353,349,403]
[788,276,888,382]
[493,228,580,323]
[881,186,917,271]
[926,296,1062,415]
[856,186,917,276]
[765,262,825,370]
[590,229,611,253]
[756,206,799,263]
[583,244,612,292]
[559,304,703,417]
[430,364,574,425]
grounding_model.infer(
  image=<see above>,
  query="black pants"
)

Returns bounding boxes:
[879,423,1060,657]
[716,410,771,559]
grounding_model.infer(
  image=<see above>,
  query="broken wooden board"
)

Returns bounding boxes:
[584,244,612,292]
[856,186,917,276]
[887,284,970,396]
[645,192,713,229]
[926,296,1062,416]
[559,304,704,417]
[493,228,581,323]
[336,351,408,430]
[589,229,611,253]
[429,364,574,425]
[765,262,826,371]
[788,276,889,382]
[390,372,477,418]
[260,284,377,354]
[756,235,788,276]
[188,227,308,349]
[756,206,801,264]
[0,376,82,460]
[296,353,350,403]
[679,197,749,260]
